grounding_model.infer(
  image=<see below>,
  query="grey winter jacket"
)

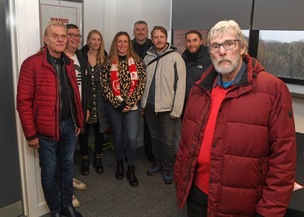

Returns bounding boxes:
[141,44,186,118]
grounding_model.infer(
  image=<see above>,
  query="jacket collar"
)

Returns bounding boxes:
[196,54,264,91]
[182,45,208,62]
[45,47,71,66]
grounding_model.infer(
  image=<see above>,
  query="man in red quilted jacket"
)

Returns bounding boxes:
[174,20,296,217]
[17,21,83,217]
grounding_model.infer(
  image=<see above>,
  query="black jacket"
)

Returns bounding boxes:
[182,45,212,104]
[131,38,153,59]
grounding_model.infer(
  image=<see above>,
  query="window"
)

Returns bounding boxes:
[257,30,304,82]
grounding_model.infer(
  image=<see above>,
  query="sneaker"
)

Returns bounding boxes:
[146,163,162,176]
[73,178,87,190]
[72,195,80,208]
[162,169,173,184]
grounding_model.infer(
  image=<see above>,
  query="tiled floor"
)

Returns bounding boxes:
[42,146,187,217]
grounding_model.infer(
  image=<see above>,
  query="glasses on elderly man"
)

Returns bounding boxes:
[208,39,240,54]
[67,33,82,39]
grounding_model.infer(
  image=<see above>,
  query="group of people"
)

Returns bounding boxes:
[16,18,296,217]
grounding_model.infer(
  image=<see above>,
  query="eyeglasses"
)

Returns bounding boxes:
[208,39,240,54]
[67,33,82,39]
[49,33,67,40]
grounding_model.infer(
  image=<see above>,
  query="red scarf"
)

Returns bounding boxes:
[110,57,138,102]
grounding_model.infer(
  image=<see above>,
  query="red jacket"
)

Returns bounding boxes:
[174,55,296,216]
[17,48,83,141]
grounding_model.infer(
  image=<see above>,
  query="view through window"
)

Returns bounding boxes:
[257,30,304,81]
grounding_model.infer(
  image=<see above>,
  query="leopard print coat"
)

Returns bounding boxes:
[101,58,145,109]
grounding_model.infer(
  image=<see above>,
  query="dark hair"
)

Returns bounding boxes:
[134,20,148,26]
[66,24,79,29]
[185,30,202,40]
[108,31,140,63]
[151,26,167,39]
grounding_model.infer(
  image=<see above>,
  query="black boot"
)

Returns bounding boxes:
[61,206,83,217]
[94,153,104,174]
[115,159,124,180]
[81,155,89,176]
[127,165,139,187]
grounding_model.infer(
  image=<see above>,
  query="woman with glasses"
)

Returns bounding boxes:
[80,29,109,176]
[101,31,145,187]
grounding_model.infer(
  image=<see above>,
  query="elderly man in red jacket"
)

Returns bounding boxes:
[174,20,296,217]
[17,21,83,217]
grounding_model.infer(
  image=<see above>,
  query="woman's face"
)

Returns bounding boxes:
[116,35,129,56]
[87,32,101,51]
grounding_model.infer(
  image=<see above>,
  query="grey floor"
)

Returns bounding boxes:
[42,145,187,217]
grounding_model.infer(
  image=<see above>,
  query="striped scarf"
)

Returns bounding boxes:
[110,57,138,103]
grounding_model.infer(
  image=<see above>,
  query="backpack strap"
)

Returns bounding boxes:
[147,50,175,67]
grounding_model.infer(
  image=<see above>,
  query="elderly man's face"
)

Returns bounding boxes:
[209,33,245,80]
[44,25,67,58]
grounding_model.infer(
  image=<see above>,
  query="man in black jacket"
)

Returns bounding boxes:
[132,20,153,59]
[64,23,88,211]
[131,20,154,162]
[182,30,212,105]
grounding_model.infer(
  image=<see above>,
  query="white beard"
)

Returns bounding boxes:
[213,53,242,75]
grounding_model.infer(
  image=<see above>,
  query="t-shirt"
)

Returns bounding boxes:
[70,54,82,98]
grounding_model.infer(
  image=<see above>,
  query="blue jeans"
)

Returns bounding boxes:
[38,118,76,212]
[105,102,139,165]
[145,105,177,170]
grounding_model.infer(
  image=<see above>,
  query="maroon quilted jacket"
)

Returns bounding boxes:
[174,55,296,216]
[17,48,83,141]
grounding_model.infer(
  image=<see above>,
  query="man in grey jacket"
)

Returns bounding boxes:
[141,26,186,185]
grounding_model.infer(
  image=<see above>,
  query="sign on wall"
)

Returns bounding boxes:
[39,0,82,44]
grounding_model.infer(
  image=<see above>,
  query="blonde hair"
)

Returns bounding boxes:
[108,31,140,63]
[86,29,106,65]
[44,20,66,37]
[207,20,248,55]
[40,21,67,51]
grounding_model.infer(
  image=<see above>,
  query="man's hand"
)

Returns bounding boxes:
[86,109,90,122]
[75,127,81,136]
[28,138,39,149]
[170,115,178,120]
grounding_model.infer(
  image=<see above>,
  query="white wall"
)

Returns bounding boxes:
[293,97,304,133]
[84,0,172,52]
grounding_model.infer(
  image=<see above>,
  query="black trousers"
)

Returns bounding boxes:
[187,185,208,217]
[79,122,104,156]
[143,115,154,159]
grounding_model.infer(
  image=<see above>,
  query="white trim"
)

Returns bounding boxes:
[11,0,49,216]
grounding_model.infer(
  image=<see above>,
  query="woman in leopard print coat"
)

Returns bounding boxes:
[101,31,145,187]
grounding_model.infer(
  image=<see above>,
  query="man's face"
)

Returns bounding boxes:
[210,33,245,78]
[152,29,167,52]
[44,25,67,57]
[185,33,203,54]
[66,28,81,52]
[133,23,148,43]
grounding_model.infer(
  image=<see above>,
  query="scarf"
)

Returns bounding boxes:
[110,57,138,103]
